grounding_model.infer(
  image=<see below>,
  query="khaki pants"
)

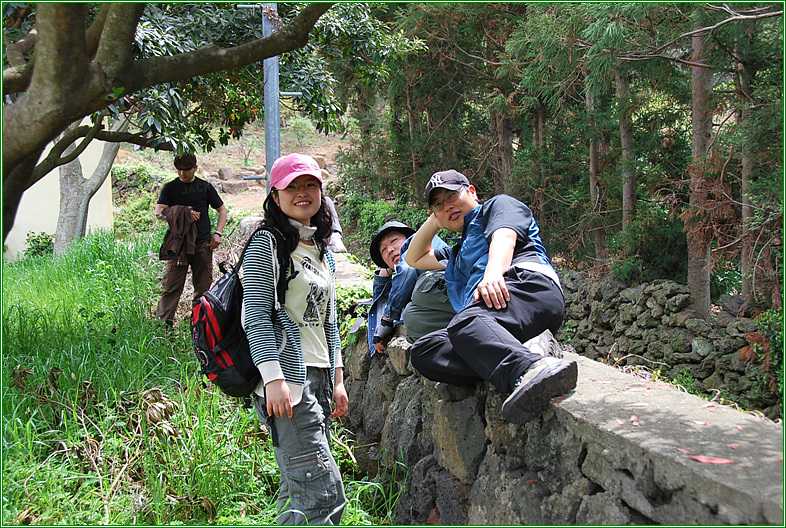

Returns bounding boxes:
[155,242,214,323]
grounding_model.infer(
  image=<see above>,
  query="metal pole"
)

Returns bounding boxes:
[262,3,279,194]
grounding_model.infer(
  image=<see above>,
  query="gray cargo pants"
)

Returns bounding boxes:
[254,368,345,525]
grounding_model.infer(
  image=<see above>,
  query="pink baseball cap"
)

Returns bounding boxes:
[269,153,322,190]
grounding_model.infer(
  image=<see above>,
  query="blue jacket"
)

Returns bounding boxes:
[437,195,558,312]
[368,234,448,354]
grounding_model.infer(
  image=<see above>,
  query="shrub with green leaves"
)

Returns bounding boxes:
[752,308,784,400]
[336,283,372,347]
[24,231,54,258]
[340,192,432,266]
[609,202,687,284]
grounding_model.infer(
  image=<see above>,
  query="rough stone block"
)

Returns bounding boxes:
[432,396,488,483]
[221,180,249,194]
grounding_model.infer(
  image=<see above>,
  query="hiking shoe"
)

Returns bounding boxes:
[523,329,563,359]
[501,357,577,425]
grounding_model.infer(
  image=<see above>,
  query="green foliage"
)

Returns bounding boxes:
[670,368,702,397]
[2,230,405,525]
[285,114,317,147]
[709,260,742,302]
[340,192,432,266]
[336,284,372,348]
[113,191,162,241]
[111,160,161,191]
[111,161,168,240]
[608,203,687,284]
[23,231,54,259]
[751,308,784,401]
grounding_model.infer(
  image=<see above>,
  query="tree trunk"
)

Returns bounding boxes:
[531,104,546,217]
[54,118,127,254]
[586,85,607,266]
[489,107,513,196]
[616,67,636,232]
[54,156,86,254]
[688,23,713,322]
[406,87,418,177]
[740,140,753,300]
[735,22,755,301]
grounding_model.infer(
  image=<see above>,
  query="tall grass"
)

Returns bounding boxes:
[2,229,403,525]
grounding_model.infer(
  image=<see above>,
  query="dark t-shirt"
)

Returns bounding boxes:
[158,177,223,242]
[433,195,554,311]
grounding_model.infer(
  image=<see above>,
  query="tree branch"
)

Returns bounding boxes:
[134,3,333,89]
[32,119,105,181]
[94,4,146,84]
[5,28,37,67]
[85,4,111,58]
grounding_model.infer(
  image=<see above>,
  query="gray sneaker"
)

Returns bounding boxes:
[522,329,562,359]
[501,357,577,425]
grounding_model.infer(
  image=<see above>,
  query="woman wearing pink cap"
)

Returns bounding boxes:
[242,153,347,524]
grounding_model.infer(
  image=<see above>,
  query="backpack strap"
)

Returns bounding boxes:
[241,225,298,307]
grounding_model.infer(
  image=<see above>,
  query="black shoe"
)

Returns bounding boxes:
[501,357,577,425]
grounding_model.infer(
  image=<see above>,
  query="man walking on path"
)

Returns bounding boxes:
[154,153,227,325]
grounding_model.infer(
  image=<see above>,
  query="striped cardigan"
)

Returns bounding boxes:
[241,228,342,404]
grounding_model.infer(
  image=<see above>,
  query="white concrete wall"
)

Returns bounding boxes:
[4,133,114,261]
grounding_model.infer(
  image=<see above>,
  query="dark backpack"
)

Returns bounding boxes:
[191,226,297,397]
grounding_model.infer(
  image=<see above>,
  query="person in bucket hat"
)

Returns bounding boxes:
[406,169,577,426]
[366,221,454,355]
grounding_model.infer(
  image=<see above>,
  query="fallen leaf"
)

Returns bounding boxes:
[737,425,745,431]
[691,420,707,426]
[702,403,716,408]
[525,479,539,483]
[676,448,692,454]
[689,455,734,464]
[725,444,741,449]
[631,420,640,427]
[626,387,650,392]
[630,415,638,422]
[627,403,650,407]
[616,419,624,425]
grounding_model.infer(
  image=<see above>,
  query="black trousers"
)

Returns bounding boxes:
[410,267,565,394]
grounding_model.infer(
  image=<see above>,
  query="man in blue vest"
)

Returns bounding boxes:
[405,170,577,425]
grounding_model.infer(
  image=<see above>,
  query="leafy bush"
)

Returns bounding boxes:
[742,308,784,402]
[340,192,431,267]
[113,191,163,240]
[24,231,54,258]
[111,161,162,192]
[609,202,687,284]
[336,283,372,347]
[285,114,316,147]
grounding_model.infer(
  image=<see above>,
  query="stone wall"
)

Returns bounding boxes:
[342,332,783,525]
[557,271,782,420]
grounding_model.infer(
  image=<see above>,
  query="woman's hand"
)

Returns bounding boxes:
[265,379,293,418]
[331,368,348,418]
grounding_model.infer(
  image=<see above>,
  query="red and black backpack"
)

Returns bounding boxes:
[191,226,296,397]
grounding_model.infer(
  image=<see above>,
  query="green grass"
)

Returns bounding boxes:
[2,229,403,525]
